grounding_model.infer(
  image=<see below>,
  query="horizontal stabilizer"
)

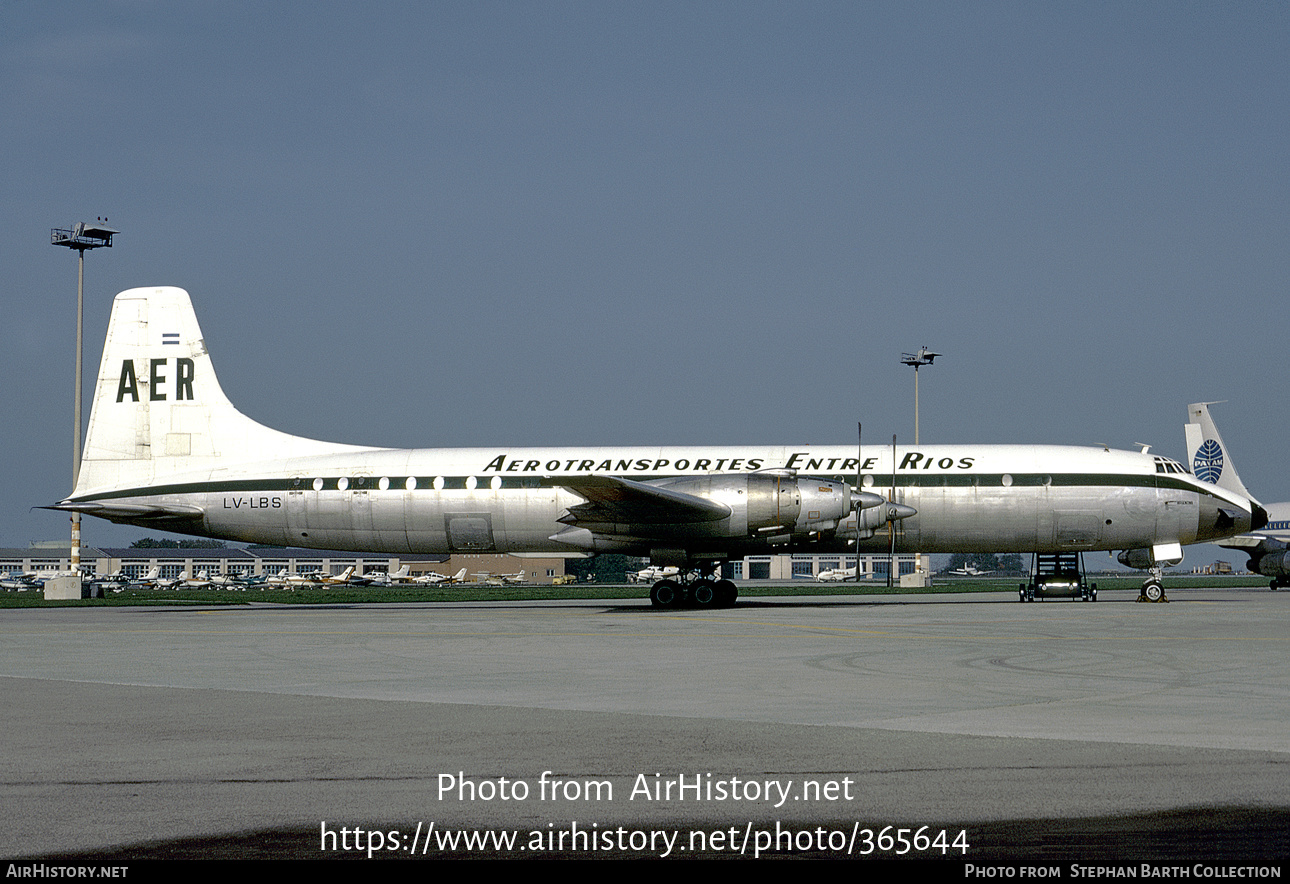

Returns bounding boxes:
[43,501,205,524]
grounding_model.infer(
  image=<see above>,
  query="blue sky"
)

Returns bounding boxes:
[2,2,1286,556]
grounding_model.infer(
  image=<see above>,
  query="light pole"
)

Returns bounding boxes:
[51,220,118,570]
[900,347,940,445]
[900,347,940,583]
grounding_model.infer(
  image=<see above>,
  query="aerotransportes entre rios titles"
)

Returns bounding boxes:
[477,451,977,474]
[49,287,1263,608]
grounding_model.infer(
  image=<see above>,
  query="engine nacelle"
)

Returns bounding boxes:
[1117,544,1184,570]
[1117,548,1153,570]
[554,472,893,559]
[849,500,919,539]
[657,473,852,538]
[1255,551,1290,579]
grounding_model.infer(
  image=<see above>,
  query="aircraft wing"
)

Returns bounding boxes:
[1220,535,1269,549]
[550,475,731,525]
[1219,534,1286,553]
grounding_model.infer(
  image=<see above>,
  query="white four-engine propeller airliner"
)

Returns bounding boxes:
[48,287,1265,607]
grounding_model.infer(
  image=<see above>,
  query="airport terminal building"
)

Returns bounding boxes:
[732,553,920,580]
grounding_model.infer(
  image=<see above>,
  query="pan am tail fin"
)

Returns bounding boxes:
[1185,401,1258,504]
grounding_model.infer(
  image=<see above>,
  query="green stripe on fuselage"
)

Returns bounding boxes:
[67,472,1208,502]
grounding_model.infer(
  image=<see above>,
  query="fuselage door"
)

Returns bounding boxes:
[446,513,496,551]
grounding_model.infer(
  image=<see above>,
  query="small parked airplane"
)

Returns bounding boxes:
[414,568,468,585]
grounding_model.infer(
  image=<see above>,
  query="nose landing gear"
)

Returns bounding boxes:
[1136,566,1169,603]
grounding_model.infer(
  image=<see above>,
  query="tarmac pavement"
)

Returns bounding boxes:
[2,587,1288,861]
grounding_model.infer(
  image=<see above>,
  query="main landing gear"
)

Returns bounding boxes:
[650,568,738,609]
[1136,566,1169,603]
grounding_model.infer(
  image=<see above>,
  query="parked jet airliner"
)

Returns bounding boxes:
[49,288,1264,607]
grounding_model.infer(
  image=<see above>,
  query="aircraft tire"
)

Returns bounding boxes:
[692,579,717,607]
[715,579,738,607]
[1142,580,1163,602]
[650,580,680,608]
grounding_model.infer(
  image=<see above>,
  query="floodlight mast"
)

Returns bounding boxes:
[899,346,939,586]
[899,346,940,445]
[51,221,118,569]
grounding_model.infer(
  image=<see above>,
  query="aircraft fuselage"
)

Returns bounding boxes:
[69,442,1250,558]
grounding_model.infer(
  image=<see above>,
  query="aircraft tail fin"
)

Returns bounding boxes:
[1185,402,1258,504]
[69,287,367,501]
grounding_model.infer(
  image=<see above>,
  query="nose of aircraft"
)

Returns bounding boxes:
[1186,492,1259,542]
[1198,498,1261,540]
[1252,502,1269,532]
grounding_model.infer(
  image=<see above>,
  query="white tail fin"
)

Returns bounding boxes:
[1185,402,1258,504]
[73,287,366,498]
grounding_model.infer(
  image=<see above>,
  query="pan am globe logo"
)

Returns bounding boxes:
[1194,439,1225,484]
